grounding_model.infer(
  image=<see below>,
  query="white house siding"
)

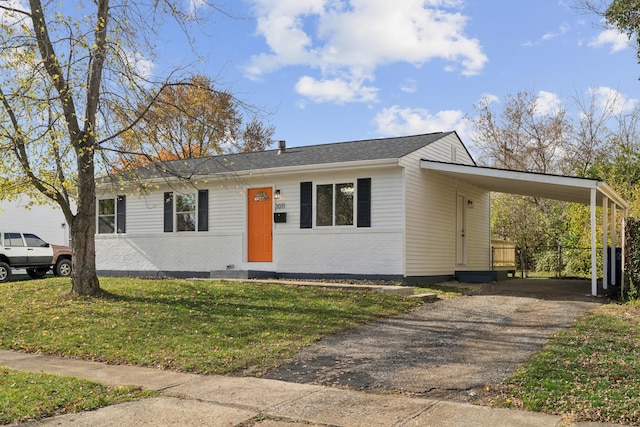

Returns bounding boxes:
[273,229,402,276]
[421,132,476,165]
[96,183,245,274]
[268,167,404,277]
[0,197,70,246]
[95,165,406,278]
[96,232,242,273]
[401,134,490,278]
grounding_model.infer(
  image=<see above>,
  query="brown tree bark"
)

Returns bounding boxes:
[70,143,100,296]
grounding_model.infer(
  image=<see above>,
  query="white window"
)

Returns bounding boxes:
[316,182,354,227]
[176,193,196,232]
[97,196,126,234]
[98,199,115,234]
[164,190,208,233]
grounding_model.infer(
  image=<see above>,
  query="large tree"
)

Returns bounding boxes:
[111,74,274,172]
[471,88,640,274]
[469,91,571,271]
[470,91,568,174]
[0,1,244,296]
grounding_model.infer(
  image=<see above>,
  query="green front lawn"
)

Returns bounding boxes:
[0,277,422,424]
[0,367,156,424]
[7,277,638,424]
[489,302,640,425]
[0,277,421,375]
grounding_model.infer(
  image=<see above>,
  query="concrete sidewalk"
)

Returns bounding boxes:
[1,350,620,427]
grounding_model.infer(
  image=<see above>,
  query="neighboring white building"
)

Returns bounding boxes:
[0,196,70,246]
[94,132,491,283]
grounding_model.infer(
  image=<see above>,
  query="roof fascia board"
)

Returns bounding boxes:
[597,182,629,210]
[421,160,629,209]
[421,160,600,189]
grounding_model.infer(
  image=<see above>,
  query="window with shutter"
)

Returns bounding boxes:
[164,192,174,232]
[300,182,312,228]
[116,195,126,233]
[357,178,371,227]
[198,190,209,232]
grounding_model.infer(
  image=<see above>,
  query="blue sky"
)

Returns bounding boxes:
[43,1,640,154]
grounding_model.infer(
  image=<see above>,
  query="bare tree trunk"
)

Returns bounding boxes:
[70,145,100,296]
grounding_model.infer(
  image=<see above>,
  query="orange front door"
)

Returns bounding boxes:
[248,188,273,262]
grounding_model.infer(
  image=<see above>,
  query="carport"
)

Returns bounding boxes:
[421,160,629,296]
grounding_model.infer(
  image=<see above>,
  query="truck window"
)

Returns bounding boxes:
[23,234,49,248]
[4,233,25,247]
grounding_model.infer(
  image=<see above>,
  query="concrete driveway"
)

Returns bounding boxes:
[263,279,606,402]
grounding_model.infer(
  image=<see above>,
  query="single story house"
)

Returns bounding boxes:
[95,131,628,294]
[96,132,491,283]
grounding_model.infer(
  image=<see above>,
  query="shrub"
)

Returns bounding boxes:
[624,218,640,301]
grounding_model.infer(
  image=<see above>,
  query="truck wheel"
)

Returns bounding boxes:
[27,268,49,279]
[54,259,72,277]
[0,262,11,283]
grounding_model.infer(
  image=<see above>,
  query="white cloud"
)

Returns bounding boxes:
[535,91,563,116]
[524,23,570,47]
[247,0,487,103]
[479,93,499,105]
[588,28,632,53]
[295,75,378,104]
[123,50,156,81]
[187,0,208,14]
[542,23,570,41]
[588,86,638,115]
[0,0,28,27]
[400,78,418,94]
[374,105,466,136]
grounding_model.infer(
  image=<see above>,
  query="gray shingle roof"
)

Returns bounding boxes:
[113,132,453,181]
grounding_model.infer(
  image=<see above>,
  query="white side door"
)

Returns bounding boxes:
[3,233,29,265]
[24,233,54,265]
[456,195,467,265]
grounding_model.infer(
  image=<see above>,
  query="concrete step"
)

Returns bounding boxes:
[410,292,438,302]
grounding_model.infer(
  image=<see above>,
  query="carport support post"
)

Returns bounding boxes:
[591,188,598,296]
[602,197,608,290]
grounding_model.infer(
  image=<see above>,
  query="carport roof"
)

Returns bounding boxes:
[420,160,628,210]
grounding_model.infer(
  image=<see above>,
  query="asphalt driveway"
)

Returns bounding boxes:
[262,279,605,402]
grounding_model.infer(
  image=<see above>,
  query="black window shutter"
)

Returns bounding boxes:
[357,178,371,228]
[300,182,312,229]
[116,195,126,233]
[164,192,173,232]
[197,190,209,232]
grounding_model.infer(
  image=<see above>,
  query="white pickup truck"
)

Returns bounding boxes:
[0,232,72,282]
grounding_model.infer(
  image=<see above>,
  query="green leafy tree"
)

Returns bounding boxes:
[574,0,638,65]
[470,89,636,276]
[0,1,240,296]
[606,0,640,62]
